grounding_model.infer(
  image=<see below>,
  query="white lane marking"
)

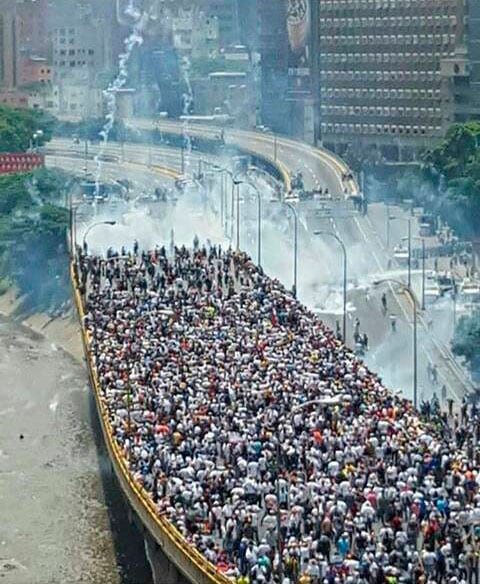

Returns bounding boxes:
[352,214,463,401]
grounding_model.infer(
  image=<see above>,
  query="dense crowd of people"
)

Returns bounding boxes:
[79,242,480,584]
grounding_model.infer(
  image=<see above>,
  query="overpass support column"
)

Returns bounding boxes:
[144,533,182,584]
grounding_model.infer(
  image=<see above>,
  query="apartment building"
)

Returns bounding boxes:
[0,0,49,90]
[259,0,321,144]
[259,1,292,135]
[318,0,480,160]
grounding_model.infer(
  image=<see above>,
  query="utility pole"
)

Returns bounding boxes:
[407,218,412,289]
[84,139,88,176]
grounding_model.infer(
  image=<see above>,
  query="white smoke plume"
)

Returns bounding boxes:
[94,1,150,196]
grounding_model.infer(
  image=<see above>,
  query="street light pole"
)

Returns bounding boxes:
[284,202,298,297]
[84,139,88,175]
[236,182,241,251]
[220,172,225,230]
[386,203,390,249]
[421,238,426,311]
[82,220,116,252]
[409,235,426,311]
[314,231,348,343]
[390,215,412,286]
[374,278,418,408]
[257,191,262,268]
[453,288,457,329]
[236,180,262,267]
[72,206,79,257]
[407,218,412,289]
[181,139,185,174]
[413,296,418,408]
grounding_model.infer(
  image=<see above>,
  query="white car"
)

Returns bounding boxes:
[460,278,480,302]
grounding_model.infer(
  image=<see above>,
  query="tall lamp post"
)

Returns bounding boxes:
[30,130,44,151]
[373,278,418,408]
[314,230,348,343]
[386,202,397,249]
[82,220,117,252]
[205,162,228,232]
[200,161,240,241]
[389,215,412,288]
[408,236,426,311]
[234,180,262,267]
[277,201,299,297]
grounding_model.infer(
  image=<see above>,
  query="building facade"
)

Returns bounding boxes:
[201,0,240,47]
[259,0,290,134]
[0,2,17,89]
[259,0,321,144]
[0,0,49,90]
[318,0,480,160]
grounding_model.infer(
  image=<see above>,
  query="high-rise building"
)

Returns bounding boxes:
[443,0,480,127]
[201,0,240,47]
[259,0,320,144]
[0,0,49,90]
[238,0,259,50]
[0,1,17,88]
[259,1,289,134]
[317,0,480,160]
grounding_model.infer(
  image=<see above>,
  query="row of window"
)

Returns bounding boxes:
[320,15,456,27]
[53,60,95,68]
[321,69,441,82]
[321,104,442,117]
[54,48,95,56]
[321,122,443,136]
[320,51,453,64]
[321,34,456,47]
[319,0,457,12]
[56,28,76,36]
[320,0,456,7]
[323,87,441,100]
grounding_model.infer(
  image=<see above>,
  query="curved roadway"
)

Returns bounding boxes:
[45,125,472,584]
[125,119,359,198]
[50,130,471,404]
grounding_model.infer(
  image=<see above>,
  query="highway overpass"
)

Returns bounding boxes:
[58,122,473,584]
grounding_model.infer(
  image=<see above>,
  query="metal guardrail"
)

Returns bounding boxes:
[70,262,233,584]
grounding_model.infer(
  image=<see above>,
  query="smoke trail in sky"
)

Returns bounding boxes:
[180,56,194,173]
[178,8,197,174]
[94,1,150,196]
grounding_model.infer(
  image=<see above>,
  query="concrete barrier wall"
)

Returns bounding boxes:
[70,263,232,584]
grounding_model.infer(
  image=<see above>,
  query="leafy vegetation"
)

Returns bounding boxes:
[0,105,55,152]
[0,169,72,311]
[0,105,72,311]
[452,312,480,379]
[354,122,480,238]
[55,117,127,142]
[421,122,480,237]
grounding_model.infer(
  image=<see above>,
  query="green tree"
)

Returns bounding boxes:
[0,174,32,214]
[0,105,55,152]
[0,168,73,310]
[452,312,480,373]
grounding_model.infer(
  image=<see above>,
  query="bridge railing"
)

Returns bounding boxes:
[70,261,233,584]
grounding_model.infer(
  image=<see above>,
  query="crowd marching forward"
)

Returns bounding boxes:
[79,242,480,584]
